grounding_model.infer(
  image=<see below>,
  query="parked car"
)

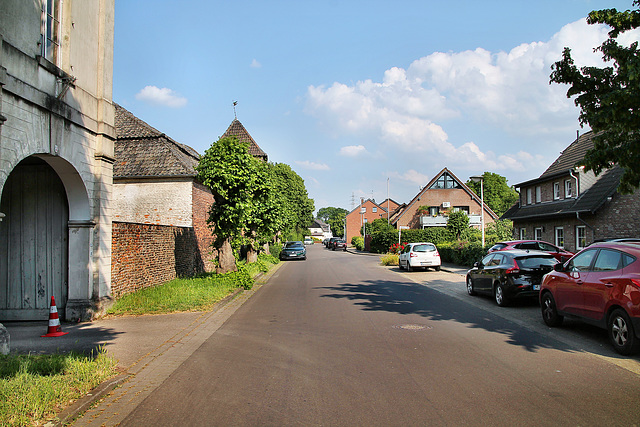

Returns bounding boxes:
[466,250,557,307]
[398,242,441,272]
[488,240,573,263]
[332,239,347,251]
[303,237,314,245]
[540,241,640,355]
[279,241,306,261]
[326,237,340,248]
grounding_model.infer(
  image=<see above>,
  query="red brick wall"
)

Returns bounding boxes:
[345,200,387,244]
[192,182,216,272]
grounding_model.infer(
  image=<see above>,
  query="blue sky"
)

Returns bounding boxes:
[113,1,639,214]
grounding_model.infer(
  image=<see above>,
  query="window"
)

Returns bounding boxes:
[568,249,596,272]
[555,227,564,248]
[42,0,62,64]
[565,180,573,198]
[576,226,586,250]
[372,207,377,213]
[593,249,622,271]
[553,182,560,200]
[360,207,366,213]
[453,206,469,214]
[534,227,543,240]
[535,186,541,203]
[520,228,526,240]
[429,172,461,189]
[429,206,439,216]
[526,188,533,205]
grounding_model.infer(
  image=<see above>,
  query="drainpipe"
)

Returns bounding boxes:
[569,168,580,198]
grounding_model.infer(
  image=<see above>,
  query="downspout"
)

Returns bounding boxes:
[569,168,591,230]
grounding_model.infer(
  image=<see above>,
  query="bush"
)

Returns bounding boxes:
[400,228,451,245]
[370,230,399,254]
[379,253,399,266]
[352,236,364,250]
[269,243,283,260]
[437,241,486,266]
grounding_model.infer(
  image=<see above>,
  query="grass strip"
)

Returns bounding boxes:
[0,350,117,426]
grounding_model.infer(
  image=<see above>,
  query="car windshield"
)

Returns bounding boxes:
[516,256,557,269]
[413,244,436,252]
[285,242,304,249]
[490,243,507,251]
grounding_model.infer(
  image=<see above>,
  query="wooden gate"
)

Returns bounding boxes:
[0,158,69,320]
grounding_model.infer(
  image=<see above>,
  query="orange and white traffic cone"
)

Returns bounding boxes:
[41,296,69,337]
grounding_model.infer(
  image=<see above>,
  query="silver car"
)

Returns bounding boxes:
[398,242,441,272]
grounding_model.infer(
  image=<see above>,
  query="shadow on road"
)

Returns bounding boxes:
[318,278,598,355]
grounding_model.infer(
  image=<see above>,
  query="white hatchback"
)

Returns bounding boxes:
[398,242,441,272]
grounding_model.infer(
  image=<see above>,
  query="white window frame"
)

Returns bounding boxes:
[41,0,62,64]
[534,227,543,241]
[526,188,533,205]
[576,225,586,250]
[520,228,526,240]
[565,180,573,198]
[555,227,564,248]
[372,207,377,213]
[535,186,541,203]
[553,182,560,200]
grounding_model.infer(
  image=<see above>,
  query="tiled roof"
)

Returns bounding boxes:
[114,104,200,178]
[221,119,268,161]
[540,131,595,178]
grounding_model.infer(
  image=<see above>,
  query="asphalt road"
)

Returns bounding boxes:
[120,244,640,426]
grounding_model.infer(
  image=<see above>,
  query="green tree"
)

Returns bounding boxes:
[361,217,393,236]
[550,1,640,193]
[447,210,469,239]
[466,172,519,217]
[196,136,277,271]
[268,163,315,238]
[317,207,348,237]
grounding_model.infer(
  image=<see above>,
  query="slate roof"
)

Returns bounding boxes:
[114,104,200,178]
[221,119,268,161]
[502,131,622,220]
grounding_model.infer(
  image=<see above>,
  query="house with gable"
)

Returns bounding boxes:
[221,118,268,161]
[392,168,498,231]
[0,1,115,321]
[345,199,391,244]
[111,104,215,296]
[309,219,332,241]
[502,131,640,252]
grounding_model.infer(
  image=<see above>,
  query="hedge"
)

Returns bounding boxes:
[436,241,486,267]
[369,228,452,254]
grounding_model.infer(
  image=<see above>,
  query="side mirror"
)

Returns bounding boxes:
[473,262,479,268]
[553,263,565,272]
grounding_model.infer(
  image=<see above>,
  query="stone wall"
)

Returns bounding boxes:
[111,222,205,297]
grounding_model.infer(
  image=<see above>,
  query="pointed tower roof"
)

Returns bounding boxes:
[221,119,268,161]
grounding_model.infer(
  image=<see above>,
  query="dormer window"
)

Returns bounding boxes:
[565,180,573,198]
[553,182,560,200]
[526,188,533,205]
[535,186,541,203]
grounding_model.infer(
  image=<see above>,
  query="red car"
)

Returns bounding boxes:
[488,240,573,263]
[540,241,640,355]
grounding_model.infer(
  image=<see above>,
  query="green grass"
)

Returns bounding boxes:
[0,349,117,426]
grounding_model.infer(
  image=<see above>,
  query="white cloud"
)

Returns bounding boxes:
[295,160,330,171]
[135,86,187,108]
[339,145,367,157]
[305,19,640,174]
[390,169,430,187]
[251,59,262,68]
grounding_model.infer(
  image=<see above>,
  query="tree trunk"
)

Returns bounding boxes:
[216,238,237,274]
[263,243,270,255]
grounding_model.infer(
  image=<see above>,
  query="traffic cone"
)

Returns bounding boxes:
[41,296,69,337]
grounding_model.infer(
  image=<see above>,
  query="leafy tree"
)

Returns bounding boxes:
[550,1,640,193]
[268,163,315,237]
[466,172,519,217]
[447,210,469,239]
[317,207,348,237]
[361,217,393,236]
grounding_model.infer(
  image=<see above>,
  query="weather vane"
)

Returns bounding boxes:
[233,100,238,119]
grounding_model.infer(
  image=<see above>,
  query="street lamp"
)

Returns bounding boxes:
[470,175,485,248]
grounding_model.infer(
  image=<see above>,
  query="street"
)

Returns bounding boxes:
[113,244,639,426]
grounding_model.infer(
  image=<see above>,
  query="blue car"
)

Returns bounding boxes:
[280,241,307,260]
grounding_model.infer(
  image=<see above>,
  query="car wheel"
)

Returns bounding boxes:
[398,260,404,270]
[434,266,441,271]
[494,283,508,307]
[608,308,640,355]
[466,276,476,296]
[540,292,563,327]
[343,248,347,252]
[407,263,413,272]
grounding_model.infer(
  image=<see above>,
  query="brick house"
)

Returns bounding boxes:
[502,131,640,253]
[0,0,115,321]
[111,104,215,296]
[392,168,497,231]
[221,118,268,161]
[345,199,393,244]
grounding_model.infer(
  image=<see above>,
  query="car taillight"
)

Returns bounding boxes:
[410,252,418,258]
[505,260,520,275]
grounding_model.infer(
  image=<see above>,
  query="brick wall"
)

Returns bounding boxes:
[111,222,206,297]
[192,182,216,272]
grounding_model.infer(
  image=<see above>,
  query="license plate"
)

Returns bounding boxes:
[421,262,433,265]
[533,285,540,290]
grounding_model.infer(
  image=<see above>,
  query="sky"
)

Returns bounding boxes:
[113,0,640,214]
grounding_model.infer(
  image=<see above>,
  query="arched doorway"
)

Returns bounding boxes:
[0,157,69,320]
